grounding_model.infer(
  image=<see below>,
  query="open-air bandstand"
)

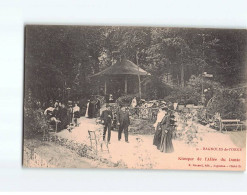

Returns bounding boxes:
[91,59,150,99]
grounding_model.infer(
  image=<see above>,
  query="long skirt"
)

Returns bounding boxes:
[153,130,162,149]
[74,111,80,118]
[153,124,162,148]
[88,103,95,118]
[160,128,174,153]
[85,104,89,117]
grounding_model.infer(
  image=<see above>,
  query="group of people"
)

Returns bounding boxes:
[44,100,80,132]
[85,98,101,118]
[42,95,176,152]
[100,104,130,144]
[153,105,175,153]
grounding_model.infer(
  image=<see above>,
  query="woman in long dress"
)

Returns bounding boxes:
[131,97,137,108]
[94,98,101,118]
[73,103,80,126]
[153,108,167,148]
[159,111,174,153]
[85,100,90,118]
[88,100,95,118]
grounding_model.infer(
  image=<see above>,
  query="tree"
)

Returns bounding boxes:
[25,26,247,103]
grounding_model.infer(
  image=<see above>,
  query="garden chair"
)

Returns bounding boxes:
[88,129,109,155]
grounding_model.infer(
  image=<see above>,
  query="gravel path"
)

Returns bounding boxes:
[55,117,246,170]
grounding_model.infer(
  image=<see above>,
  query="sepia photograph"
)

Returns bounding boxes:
[23,25,247,170]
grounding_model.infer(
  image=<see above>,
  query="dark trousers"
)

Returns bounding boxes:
[69,113,73,123]
[103,122,111,142]
[118,124,129,141]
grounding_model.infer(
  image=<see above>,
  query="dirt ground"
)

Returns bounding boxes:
[51,117,246,170]
[24,138,118,168]
[23,115,246,170]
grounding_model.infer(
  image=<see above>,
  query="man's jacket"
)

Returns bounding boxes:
[117,110,130,126]
[100,110,113,123]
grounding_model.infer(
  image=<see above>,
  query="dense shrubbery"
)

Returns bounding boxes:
[144,77,173,100]
[164,75,246,120]
[129,118,155,135]
[164,86,201,105]
[116,94,139,106]
[24,91,49,138]
[164,75,222,105]
[207,89,246,120]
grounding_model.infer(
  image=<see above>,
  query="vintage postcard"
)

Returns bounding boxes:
[23,25,246,170]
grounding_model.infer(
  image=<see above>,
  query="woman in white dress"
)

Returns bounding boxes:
[131,97,137,108]
[85,100,90,118]
[153,107,167,148]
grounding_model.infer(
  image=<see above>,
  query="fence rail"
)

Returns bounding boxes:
[129,107,159,121]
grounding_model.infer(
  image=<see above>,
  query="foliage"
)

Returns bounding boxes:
[24,90,49,138]
[207,89,246,120]
[144,76,173,100]
[164,86,201,105]
[129,118,155,135]
[25,26,247,105]
[116,94,139,106]
[164,75,221,105]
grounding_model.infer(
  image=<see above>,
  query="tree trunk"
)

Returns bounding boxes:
[104,79,107,95]
[181,63,184,87]
[180,48,185,88]
[125,76,128,94]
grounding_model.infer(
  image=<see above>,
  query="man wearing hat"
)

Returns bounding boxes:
[57,103,69,131]
[100,104,113,143]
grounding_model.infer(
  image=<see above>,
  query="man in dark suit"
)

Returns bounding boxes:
[117,106,130,143]
[57,103,69,131]
[100,104,113,143]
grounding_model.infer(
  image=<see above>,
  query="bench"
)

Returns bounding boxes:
[220,119,244,132]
